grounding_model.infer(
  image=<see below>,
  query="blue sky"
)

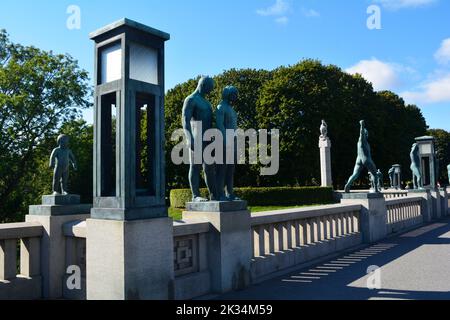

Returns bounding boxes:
[1,0,449,129]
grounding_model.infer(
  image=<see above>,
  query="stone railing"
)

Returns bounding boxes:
[0,222,43,299]
[250,204,362,281]
[386,197,423,234]
[382,191,408,199]
[173,220,211,300]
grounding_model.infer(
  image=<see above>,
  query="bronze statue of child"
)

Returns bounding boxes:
[49,134,77,195]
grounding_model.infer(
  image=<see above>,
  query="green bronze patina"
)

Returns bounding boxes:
[215,85,241,202]
[49,134,77,195]
[344,120,379,193]
[182,76,218,202]
[410,143,424,190]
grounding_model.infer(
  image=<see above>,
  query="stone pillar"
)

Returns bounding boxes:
[440,188,448,217]
[87,19,173,300]
[430,188,442,219]
[319,138,332,187]
[341,193,387,244]
[86,217,174,300]
[183,201,252,294]
[26,194,91,299]
[408,189,433,222]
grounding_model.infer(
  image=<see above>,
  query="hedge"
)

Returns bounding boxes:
[169,187,335,209]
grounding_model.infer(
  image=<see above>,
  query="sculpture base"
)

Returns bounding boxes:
[182,204,251,293]
[42,194,80,206]
[86,217,174,300]
[341,192,384,200]
[186,200,248,213]
[341,192,387,244]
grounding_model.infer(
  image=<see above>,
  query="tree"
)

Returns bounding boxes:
[0,30,91,221]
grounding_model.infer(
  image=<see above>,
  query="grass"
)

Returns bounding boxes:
[169,203,331,221]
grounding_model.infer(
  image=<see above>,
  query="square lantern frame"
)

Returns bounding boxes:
[90,18,170,221]
[392,164,402,189]
[415,136,437,190]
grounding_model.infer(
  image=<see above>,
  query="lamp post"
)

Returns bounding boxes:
[86,18,173,300]
[415,136,437,189]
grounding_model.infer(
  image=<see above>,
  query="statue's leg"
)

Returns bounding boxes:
[225,163,239,200]
[189,163,202,200]
[417,172,423,188]
[367,161,379,192]
[61,169,69,195]
[53,168,62,194]
[216,163,226,201]
[203,162,218,201]
[344,162,363,193]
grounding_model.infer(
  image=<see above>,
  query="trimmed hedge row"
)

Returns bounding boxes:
[170,187,335,209]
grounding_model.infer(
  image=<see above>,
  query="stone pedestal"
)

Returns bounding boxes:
[319,138,332,187]
[430,188,442,219]
[86,217,174,300]
[440,188,448,217]
[26,194,91,299]
[341,193,387,244]
[30,194,91,216]
[408,189,432,222]
[183,201,251,294]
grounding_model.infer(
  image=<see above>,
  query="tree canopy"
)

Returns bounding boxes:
[0,30,91,221]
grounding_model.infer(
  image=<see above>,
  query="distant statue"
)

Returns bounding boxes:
[388,167,395,189]
[344,120,379,193]
[182,76,218,202]
[369,172,376,191]
[320,120,328,140]
[377,170,384,190]
[216,86,241,201]
[410,143,423,190]
[50,134,77,195]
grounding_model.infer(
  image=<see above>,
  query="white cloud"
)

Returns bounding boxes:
[401,73,450,104]
[346,58,400,91]
[374,0,437,10]
[256,0,289,16]
[257,0,291,24]
[301,8,320,18]
[434,38,450,65]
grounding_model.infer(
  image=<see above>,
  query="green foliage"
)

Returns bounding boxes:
[0,30,91,221]
[427,129,450,184]
[170,187,335,209]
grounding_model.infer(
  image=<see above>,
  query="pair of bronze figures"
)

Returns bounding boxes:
[182,76,240,202]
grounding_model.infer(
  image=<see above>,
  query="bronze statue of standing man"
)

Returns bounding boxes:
[182,76,218,202]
